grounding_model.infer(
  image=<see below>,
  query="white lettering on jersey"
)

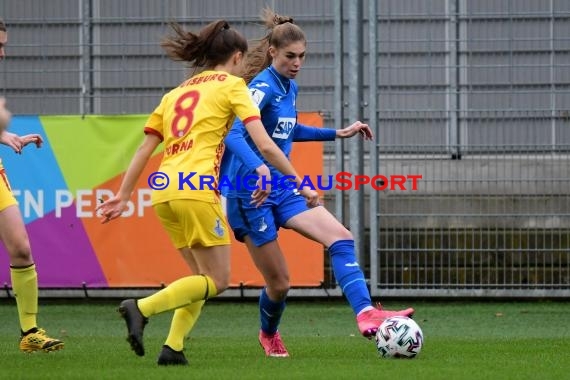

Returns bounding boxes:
[249,88,266,106]
[255,82,270,88]
[272,117,296,139]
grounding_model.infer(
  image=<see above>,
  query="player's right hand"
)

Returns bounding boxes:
[251,164,271,207]
[96,196,128,224]
[299,187,320,207]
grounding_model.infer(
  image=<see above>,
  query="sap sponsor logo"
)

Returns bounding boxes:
[249,88,266,106]
[272,117,296,139]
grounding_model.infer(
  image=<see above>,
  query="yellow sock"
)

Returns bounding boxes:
[164,300,205,351]
[10,264,38,332]
[138,275,216,317]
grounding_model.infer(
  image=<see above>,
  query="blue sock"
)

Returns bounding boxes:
[329,239,372,315]
[259,288,286,335]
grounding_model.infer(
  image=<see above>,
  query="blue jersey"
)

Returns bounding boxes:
[223,66,297,198]
[222,65,336,198]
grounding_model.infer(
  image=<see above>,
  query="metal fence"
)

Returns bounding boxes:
[0,0,335,115]
[366,0,570,297]
[1,0,569,297]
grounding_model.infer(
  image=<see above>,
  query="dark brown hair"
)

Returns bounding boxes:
[0,18,6,32]
[161,19,248,70]
[242,8,306,83]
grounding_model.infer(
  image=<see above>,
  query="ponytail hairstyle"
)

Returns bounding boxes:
[242,8,306,83]
[161,19,248,72]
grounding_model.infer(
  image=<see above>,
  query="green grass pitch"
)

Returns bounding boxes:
[0,299,569,379]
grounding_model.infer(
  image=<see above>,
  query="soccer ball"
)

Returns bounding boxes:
[374,316,423,358]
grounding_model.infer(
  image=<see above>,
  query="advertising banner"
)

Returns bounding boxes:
[0,113,324,288]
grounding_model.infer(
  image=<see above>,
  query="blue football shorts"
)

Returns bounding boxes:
[226,188,309,247]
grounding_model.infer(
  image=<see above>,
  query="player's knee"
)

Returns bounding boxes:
[273,283,290,299]
[7,240,32,263]
[200,270,229,296]
[211,274,229,295]
[333,228,353,241]
[266,287,289,301]
[267,278,290,300]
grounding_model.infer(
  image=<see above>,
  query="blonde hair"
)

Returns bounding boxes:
[242,8,306,83]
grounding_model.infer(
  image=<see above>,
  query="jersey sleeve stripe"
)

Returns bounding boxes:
[241,115,261,125]
[144,127,164,141]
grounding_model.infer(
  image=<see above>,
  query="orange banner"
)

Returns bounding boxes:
[80,112,325,287]
[228,112,325,286]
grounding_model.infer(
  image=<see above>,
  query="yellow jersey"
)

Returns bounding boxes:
[144,70,260,204]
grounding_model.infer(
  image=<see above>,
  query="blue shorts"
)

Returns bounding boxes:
[226,189,309,247]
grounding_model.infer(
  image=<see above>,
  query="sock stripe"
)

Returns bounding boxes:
[10,263,35,270]
[341,278,366,293]
[201,274,210,299]
[328,239,372,315]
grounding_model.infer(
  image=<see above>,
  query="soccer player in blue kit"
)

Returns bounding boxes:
[222,9,415,357]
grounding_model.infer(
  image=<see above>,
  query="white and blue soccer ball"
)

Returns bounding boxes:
[374,316,423,359]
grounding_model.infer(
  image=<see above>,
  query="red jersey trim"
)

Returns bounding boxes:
[241,115,261,126]
[144,127,164,141]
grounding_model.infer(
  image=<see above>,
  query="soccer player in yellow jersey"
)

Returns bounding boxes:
[97,20,311,365]
[0,18,64,353]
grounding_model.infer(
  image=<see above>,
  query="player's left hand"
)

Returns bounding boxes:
[336,121,373,140]
[20,134,44,149]
[0,132,43,154]
[0,131,24,154]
